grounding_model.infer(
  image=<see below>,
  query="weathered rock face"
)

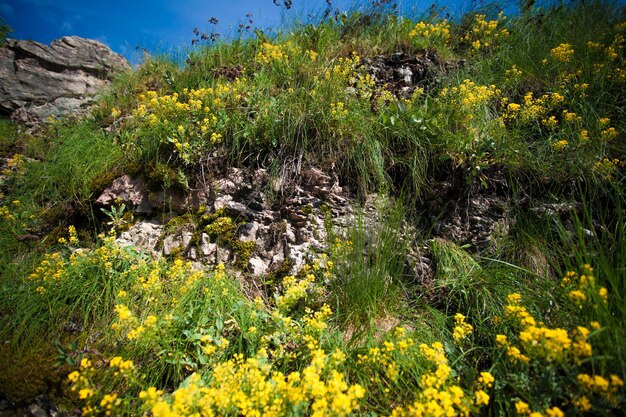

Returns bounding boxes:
[360,51,461,99]
[106,167,352,276]
[95,175,153,214]
[0,36,130,123]
[96,165,436,284]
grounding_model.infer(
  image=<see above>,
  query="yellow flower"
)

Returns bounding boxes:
[598,287,608,302]
[452,313,473,341]
[115,304,133,321]
[474,389,490,405]
[573,396,592,412]
[478,371,494,388]
[78,388,94,399]
[550,43,575,62]
[508,102,521,112]
[515,401,530,415]
[507,293,522,303]
[546,407,564,417]
[67,371,80,383]
[568,290,587,304]
[552,140,569,151]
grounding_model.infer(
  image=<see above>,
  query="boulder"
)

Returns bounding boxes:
[0,36,130,123]
[95,175,153,214]
[117,220,164,254]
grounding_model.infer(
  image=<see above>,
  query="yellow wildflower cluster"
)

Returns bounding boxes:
[388,340,492,416]
[131,81,246,163]
[1,153,25,176]
[452,313,473,342]
[498,293,595,363]
[255,41,295,65]
[505,65,523,81]
[277,273,317,311]
[577,373,624,402]
[550,43,575,63]
[352,327,493,415]
[330,101,349,118]
[501,92,565,125]
[409,20,451,45]
[493,279,626,413]
[462,13,509,52]
[141,349,365,417]
[439,79,501,121]
[552,140,569,151]
[600,126,618,141]
[515,400,565,417]
[593,157,624,180]
[0,205,15,222]
[353,73,377,99]
[562,109,582,124]
[561,265,609,306]
[324,53,361,81]
[67,356,135,416]
[28,252,65,282]
[58,225,79,245]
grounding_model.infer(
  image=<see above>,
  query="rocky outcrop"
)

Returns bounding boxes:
[106,167,351,276]
[360,51,461,99]
[95,175,153,214]
[96,166,435,283]
[0,36,130,124]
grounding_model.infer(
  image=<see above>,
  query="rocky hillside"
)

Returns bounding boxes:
[1,1,625,416]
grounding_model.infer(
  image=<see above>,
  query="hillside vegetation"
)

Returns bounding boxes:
[1,1,626,416]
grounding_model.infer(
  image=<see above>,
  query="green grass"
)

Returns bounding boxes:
[325,197,411,331]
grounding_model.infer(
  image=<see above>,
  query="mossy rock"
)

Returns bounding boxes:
[204,212,255,269]
[0,343,67,405]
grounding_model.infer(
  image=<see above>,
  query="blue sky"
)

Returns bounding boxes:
[0,0,480,63]
[3,1,624,64]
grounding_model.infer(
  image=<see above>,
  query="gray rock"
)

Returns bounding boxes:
[96,175,153,214]
[216,246,232,263]
[181,231,193,248]
[117,220,163,255]
[248,256,269,276]
[200,233,216,258]
[239,222,259,242]
[162,235,177,256]
[27,404,47,417]
[107,165,367,278]
[395,66,413,85]
[0,36,130,123]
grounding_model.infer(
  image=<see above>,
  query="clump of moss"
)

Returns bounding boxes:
[165,212,196,235]
[148,162,179,190]
[203,211,256,269]
[0,343,66,404]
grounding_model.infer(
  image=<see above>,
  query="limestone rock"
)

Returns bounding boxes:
[248,256,269,276]
[95,175,153,214]
[108,165,373,277]
[0,36,130,123]
[117,220,163,255]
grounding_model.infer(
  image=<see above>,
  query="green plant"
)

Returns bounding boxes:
[325,197,411,330]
